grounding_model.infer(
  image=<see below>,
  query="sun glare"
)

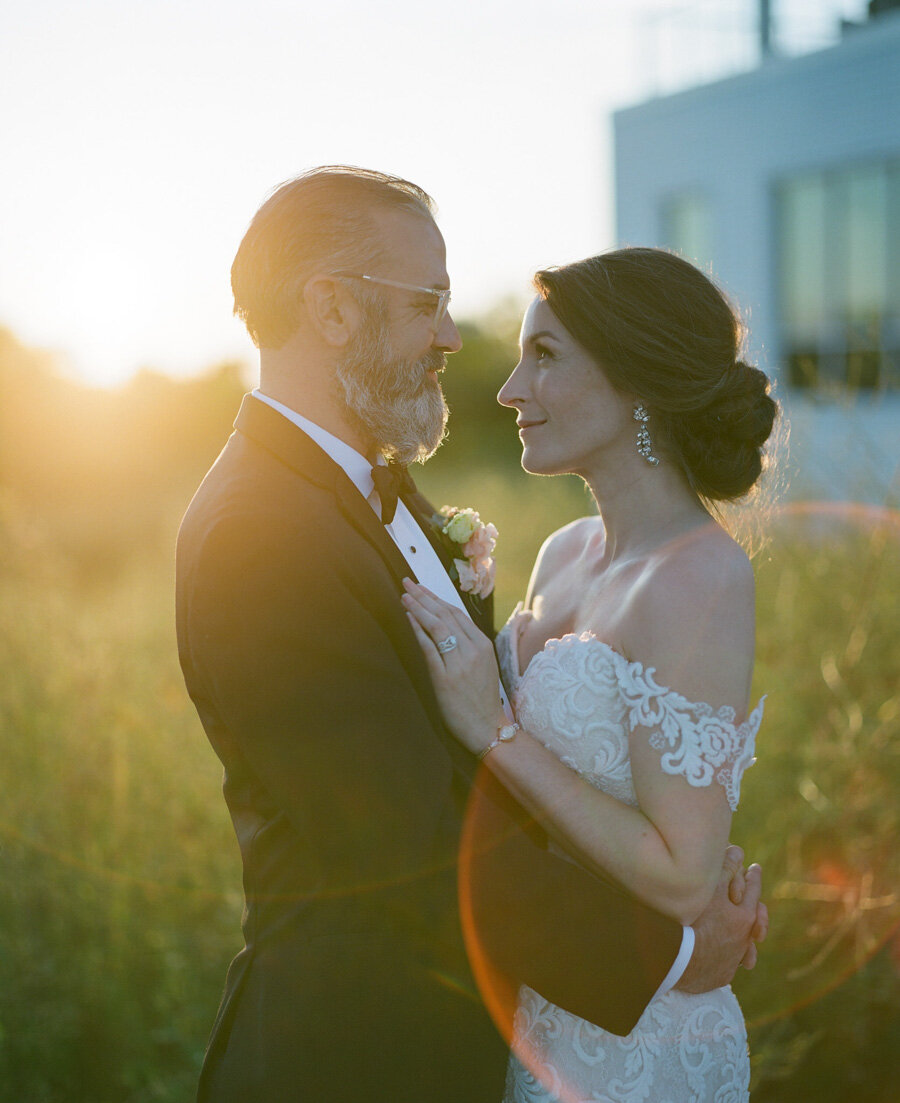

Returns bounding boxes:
[36,236,246,390]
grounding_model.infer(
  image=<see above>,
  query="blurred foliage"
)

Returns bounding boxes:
[738,506,900,1100]
[0,326,898,1100]
[437,315,524,465]
[0,327,247,582]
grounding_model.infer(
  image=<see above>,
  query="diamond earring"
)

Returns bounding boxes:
[633,404,660,466]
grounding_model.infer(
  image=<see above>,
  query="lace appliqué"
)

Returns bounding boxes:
[505,984,751,1103]
[613,651,764,812]
[501,610,763,813]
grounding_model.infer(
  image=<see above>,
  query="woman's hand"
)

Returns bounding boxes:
[401,579,506,755]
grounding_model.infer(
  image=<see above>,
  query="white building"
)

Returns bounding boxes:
[614,2,900,503]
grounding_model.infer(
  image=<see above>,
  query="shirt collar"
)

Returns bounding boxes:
[252,389,384,499]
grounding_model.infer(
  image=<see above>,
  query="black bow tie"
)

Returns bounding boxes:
[370,462,413,525]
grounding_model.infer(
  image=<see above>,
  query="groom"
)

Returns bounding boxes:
[176,166,765,1102]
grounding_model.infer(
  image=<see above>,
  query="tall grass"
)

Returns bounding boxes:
[737,504,900,1100]
[2,477,897,1101]
[0,496,240,1102]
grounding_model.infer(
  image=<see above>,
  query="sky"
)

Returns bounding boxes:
[0,0,868,386]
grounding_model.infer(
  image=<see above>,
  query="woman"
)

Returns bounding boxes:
[402,248,777,1102]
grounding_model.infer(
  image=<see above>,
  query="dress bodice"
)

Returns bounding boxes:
[497,607,763,813]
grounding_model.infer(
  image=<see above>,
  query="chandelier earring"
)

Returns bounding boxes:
[633,404,660,466]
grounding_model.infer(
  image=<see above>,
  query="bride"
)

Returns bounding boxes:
[402,247,778,1103]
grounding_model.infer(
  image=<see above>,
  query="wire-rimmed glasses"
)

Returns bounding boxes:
[334,273,451,330]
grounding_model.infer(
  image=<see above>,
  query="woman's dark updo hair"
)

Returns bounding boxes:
[534,248,778,503]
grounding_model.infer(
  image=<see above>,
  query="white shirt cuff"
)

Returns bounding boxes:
[651,925,695,1001]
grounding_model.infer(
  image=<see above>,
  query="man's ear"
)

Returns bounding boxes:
[303,275,360,348]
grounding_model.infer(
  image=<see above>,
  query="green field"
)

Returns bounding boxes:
[1,329,898,1100]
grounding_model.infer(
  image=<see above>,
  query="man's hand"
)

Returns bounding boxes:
[676,845,768,993]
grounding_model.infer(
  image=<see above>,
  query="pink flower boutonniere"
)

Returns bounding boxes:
[430,505,498,601]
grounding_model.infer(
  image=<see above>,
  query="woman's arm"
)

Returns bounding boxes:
[485,717,733,925]
[402,543,757,926]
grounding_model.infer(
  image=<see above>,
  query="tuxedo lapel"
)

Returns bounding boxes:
[404,486,452,572]
[233,395,417,587]
[334,482,419,586]
[402,481,495,639]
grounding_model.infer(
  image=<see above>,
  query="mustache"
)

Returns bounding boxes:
[421,350,446,374]
[376,350,446,401]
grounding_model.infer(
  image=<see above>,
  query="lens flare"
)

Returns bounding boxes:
[460,499,900,1068]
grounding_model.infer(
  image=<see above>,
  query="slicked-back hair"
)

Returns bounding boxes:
[231,166,436,348]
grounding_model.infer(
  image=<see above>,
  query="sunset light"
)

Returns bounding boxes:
[3,3,896,1101]
[1,0,869,387]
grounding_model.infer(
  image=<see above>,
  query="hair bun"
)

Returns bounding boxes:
[704,361,777,447]
[673,361,777,501]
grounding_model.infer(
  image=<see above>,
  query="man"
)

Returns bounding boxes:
[176,166,765,1101]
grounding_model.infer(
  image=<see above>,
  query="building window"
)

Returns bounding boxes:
[662,193,713,272]
[776,159,900,392]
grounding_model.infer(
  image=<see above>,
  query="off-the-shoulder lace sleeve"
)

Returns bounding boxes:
[614,657,764,811]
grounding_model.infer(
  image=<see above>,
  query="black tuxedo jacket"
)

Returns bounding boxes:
[175,394,683,1102]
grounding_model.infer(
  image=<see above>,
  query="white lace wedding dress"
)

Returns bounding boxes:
[496,608,764,1103]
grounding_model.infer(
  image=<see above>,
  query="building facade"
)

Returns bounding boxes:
[613,6,900,502]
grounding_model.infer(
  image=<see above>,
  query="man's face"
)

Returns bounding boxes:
[335,210,461,465]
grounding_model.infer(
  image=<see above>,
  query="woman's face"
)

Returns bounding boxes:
[498,297,635,479]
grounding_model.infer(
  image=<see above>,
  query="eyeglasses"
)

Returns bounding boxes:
[334,273,451,330]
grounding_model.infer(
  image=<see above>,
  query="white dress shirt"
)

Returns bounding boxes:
[251,389,692,995]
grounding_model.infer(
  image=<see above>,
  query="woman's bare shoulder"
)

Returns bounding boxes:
[527,516,604,596]
[628,526,756,709]
[652,524,753,599]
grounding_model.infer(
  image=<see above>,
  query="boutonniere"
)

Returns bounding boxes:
[429,505,498,601]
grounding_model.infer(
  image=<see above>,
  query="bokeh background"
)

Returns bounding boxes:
[1,1,898,1100]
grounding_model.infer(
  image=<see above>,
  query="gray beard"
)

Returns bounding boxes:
[335,311,449,465]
